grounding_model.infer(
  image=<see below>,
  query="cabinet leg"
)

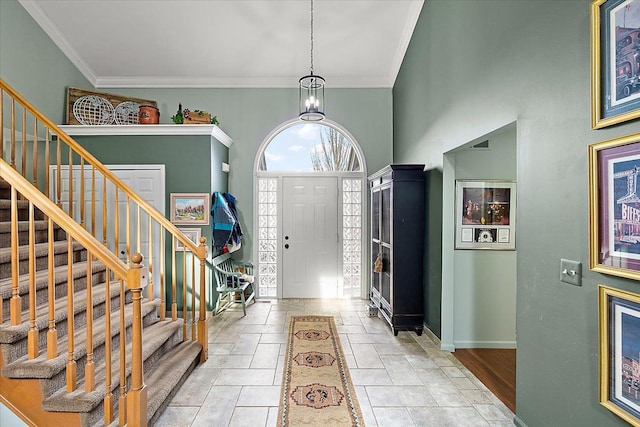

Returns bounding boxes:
[393,327,398,336]
[415,328,423,336]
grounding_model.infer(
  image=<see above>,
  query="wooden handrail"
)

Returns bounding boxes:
[0,158,128,278]
[0,78,200,254]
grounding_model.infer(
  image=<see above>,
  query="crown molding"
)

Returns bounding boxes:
[94,76,392,89]
[388,0,424,87]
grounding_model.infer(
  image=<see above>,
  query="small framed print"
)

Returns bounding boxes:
[592,0,640,128]
[589,132,640,280]
[176,228,201,251]
[599,285,640,426]
[455,180,516,250]
[170,193,210,225]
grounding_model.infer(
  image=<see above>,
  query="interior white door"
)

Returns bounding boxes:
[282,176,338,298]
[51,165,165,297]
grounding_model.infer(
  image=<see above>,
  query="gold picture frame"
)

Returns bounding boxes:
[599,285,640,426]
[589,132,640,280]
[592,0,640,128]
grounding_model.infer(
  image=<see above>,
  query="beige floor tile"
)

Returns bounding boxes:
[191,385,241,426]
[154,406,199,427]
[373,407,416,427]
[200,354,253,369]
[250,343,280,369]
[230,333,262,355]
[474,403,510,422]
[236,385,281,406]
[169,367,219,405]
[266,407,279,427]
[351,343,385,368]
[258,333,287,344]
[228,407,269,427]
[210,343,235,355]
[349,368,393,386]
[214,368,275,385]
[407,407,492,427]
[161,298,515,427]
[365,385,437,407]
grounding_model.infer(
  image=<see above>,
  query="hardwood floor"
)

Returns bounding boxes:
[452,348,516,413]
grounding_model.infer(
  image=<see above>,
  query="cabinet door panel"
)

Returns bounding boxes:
[381,245,391,305]
[372,189,380,241]
[381,187,391,244]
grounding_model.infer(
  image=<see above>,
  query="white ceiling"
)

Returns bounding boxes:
[19,0,424,89]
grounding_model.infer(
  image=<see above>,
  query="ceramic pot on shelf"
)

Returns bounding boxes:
[139,105,159,124]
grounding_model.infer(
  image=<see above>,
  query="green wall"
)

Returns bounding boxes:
[0,0,92,123]
[104,87,393,262]
[74,134,227,310]
[1,0,393,293]
[393,1,638,426]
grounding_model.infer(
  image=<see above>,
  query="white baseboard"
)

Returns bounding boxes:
[513,415,527,427]
[441,343,456,352]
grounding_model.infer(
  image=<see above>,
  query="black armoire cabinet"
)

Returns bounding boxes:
[369,164,425,336]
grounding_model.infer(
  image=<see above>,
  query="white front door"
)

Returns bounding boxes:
[282,176,338,298]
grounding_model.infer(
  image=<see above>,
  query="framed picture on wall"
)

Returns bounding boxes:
[599,284,640,426]
[589,132,640,280]
[170,193,210,225]
[454,180,516,250]
[175,228,201,251]
[592,0,640,128]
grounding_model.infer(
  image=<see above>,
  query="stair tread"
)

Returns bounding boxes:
[146,341,202,421]
[0,258,107,301]
[42,319,186,413]
[0,239,85,264]
[0,270,115,345]
[2,299,160,378]
[0,220,54,231]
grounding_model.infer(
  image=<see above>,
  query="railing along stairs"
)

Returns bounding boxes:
[0,78,209,427]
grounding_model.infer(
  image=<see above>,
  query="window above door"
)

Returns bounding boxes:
[258,123,362,172]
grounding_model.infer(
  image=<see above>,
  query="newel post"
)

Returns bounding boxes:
[197,237,208,362]
[127,253,149,427]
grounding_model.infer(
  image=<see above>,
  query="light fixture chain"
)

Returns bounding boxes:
[310,0,314,74]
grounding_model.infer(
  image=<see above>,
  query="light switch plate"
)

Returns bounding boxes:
[560,259,582,287]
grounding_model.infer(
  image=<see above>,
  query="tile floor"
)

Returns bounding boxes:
[156,299,515,426]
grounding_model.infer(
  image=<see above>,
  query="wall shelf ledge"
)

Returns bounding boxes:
[57,124,233,147]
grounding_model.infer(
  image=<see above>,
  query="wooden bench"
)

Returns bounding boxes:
[212,253,255,316]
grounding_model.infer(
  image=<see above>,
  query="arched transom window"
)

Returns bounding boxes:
[258,123,362,172]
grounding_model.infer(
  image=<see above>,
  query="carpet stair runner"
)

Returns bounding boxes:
[0,179,202,426]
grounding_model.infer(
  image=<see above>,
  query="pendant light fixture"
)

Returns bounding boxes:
[299,0,325,121]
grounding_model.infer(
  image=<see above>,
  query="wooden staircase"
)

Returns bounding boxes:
[0,80,210,426]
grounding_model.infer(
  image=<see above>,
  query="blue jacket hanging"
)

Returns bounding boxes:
[222,192,243,244]
[211,191,236,251]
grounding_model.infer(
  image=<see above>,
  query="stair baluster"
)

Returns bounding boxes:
[126,254,148,427]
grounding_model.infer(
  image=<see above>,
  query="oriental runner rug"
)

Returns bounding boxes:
[277,315,364,427]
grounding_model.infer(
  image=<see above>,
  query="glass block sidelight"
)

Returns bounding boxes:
[257,178,278,298]
[342,178,363,298]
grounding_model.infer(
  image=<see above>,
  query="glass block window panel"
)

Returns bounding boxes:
[342,178,363,298]
[257,178,278,298]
